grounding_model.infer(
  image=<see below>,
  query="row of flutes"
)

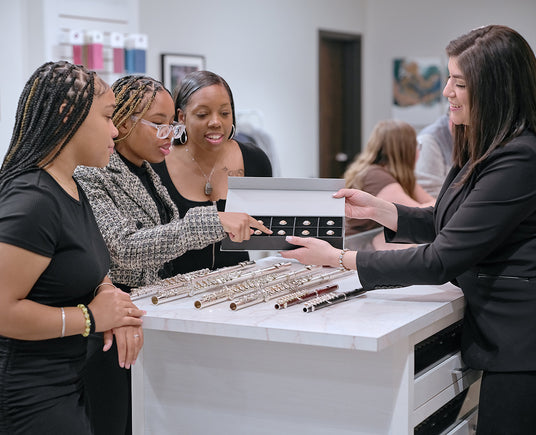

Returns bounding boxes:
[193,264,321,309]
[150,261,294,305]
[130,260,257,301]
[228,268,355,311]
[131,260,365,312]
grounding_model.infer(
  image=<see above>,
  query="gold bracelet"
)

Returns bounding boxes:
[338,248,350,271]
[77,304,91,337]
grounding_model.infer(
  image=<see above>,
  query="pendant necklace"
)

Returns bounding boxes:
[185,146,217,196]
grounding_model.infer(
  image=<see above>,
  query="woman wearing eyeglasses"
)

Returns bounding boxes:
[74,75,270,435]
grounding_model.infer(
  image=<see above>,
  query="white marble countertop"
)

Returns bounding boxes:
[134,257,464,352]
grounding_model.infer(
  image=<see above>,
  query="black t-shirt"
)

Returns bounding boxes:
[0,169,110,307]
[0,170,111,415]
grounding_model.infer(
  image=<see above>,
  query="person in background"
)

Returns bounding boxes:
[152,70,272,274]
[0,61,144,435]
[343,119,434,250]
[415,110,454,197]
[75,74,270,435]
[282,25,536,434]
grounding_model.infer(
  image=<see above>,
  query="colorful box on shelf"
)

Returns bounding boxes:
[125,33,148,74]
[221,177,345,251]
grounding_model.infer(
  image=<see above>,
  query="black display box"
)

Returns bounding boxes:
[221,177,345,251]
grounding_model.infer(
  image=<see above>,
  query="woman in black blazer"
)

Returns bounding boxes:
[282,25,536,434]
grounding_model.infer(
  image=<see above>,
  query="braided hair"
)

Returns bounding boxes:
[0,61,108,188]
[111,75,170,143]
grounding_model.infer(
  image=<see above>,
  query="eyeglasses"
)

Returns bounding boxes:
[131,116,185,139]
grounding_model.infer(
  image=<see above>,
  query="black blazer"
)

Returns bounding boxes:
[357,130,536,371]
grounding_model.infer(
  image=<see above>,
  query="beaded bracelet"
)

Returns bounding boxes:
[338,248,350,271]
[77,304,91,337]
[86,306,96,334]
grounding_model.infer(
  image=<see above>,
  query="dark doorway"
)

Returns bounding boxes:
[318,30,362,178]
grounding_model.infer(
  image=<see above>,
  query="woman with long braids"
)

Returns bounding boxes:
[75,75,270,435]
[0,61,145,434]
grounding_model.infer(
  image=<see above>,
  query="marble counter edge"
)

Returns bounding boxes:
[140,294,465,352]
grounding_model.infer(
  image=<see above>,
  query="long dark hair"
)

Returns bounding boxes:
[172,70,236,144]
[447,25,536,182]
[0,61,108,188]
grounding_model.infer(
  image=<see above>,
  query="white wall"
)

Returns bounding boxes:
[0,0,138,164]
[0,1,34,159]
[363,0,536,149]
[1,0,536,177]
[140,0,367,177]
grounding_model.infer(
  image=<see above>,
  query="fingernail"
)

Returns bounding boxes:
[120,361,125,368]
[285,236,292,241]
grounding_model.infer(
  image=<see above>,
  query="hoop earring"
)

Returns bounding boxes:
[228,124,236,140]
[178,130,188,144]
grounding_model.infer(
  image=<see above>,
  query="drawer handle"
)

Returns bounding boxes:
[451,367,470,376]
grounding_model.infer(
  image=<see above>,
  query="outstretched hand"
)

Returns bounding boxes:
[218,212,272,242]
[333,188,382,220]
[334,188,398,231]
[280,236,341,268]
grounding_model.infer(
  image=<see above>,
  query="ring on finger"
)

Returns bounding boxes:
[133,334,140,338]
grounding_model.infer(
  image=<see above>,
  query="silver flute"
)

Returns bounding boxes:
[273,283,339,310]
[130,260,255,301]
[302,287,367,312]
[130,267,210,300]
[229,267,355,311]
[152,261,292,305]
[194,264,321,309]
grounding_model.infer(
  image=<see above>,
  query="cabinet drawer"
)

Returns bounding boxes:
[414,372,481,428]
[445,409,478,434]
[415,351,466,409]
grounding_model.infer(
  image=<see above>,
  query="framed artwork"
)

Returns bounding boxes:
[161,53,206,94]
[392,57,444,126]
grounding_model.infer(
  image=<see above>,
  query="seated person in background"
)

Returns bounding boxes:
[415,110,454,197]
[344,119,434,250]
[152,70,272,274]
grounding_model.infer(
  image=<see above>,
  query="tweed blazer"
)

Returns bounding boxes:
[74,153,226,288]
